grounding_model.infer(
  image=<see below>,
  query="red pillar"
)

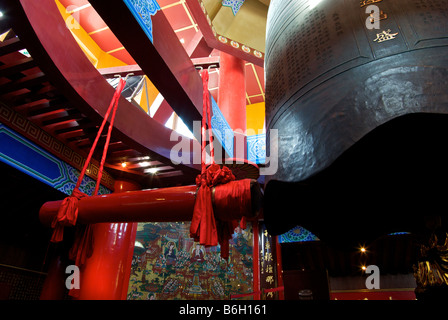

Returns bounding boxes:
[253,221,261,300]
[218,52,247,133]
[275,236,284,300]
[40,255,67,300]
[76,179,141,300]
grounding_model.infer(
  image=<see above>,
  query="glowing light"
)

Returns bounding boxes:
[361,265,366,271]
[308,0,324,10]
[146,167,159,174]
[150,93,164,117]
[19,49,31,57]
[121,162,127,168]
[360,247,366,253]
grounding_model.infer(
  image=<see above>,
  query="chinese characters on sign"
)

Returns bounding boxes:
[259,224,278,300]
[360,0,383,7]
[373,29,399,42]
[362,0,399,42]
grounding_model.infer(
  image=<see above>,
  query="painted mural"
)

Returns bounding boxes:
[127,222,254,300]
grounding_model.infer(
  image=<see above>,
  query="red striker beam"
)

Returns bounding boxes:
[40,185,197,226]
[39,180,262,227]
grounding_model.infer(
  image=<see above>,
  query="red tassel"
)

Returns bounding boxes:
[190,184,218,246]
[50,188,87,243]
[69,224,94,267]
[190,162,252,260]
[191,68,253,259]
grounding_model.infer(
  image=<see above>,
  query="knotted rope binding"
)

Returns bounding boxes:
[189,69,249,259]
[50,76,128,296]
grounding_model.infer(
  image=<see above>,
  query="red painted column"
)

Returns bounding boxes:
[218,52,247,133]
[40,255,67,300]
[76,179,141,300]
[253,221,261,300]
[275,236,284,300]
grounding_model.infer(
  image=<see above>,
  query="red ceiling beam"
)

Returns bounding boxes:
[0,56,36,77]
[0,71,47,93]
[185,31,213,58]
[4,84,57,106]
[153,99,174,125]
[191,56,220,70]
[97,57,220,79]
[0,37,25,56]
[97,64,145,78]
[4,0,201,174]
[88,0,203,134]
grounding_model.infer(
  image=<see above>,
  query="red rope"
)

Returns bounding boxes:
[204,70,214,165]
[190,69,253,260]
[50,77,127,261]
[75,78,126,193]
[190,70,224,255]
[200,69,214,171]
[93,78,125,195]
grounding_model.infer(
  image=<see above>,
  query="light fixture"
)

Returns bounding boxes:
[0,11,4,18]
[361,265,366,271]
[121,162,127,168]
[360,247,366,253]
[146,167,159,174]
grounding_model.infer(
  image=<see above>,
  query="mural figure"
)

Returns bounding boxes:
[190,244,205,263]
[128,222,253,300]
[164,241,177,266]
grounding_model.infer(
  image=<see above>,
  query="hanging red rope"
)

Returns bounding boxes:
[190,69,249,260]
[190,69,220,247]
[50,77,127,292]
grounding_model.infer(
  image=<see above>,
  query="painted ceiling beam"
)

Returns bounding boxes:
[185,0,264,67]
[191,56,220,70]
[89,0,203,134]
[4,0,201,174]
[185,31,214,58]
[97,57,220,79]
[97,64,145,78]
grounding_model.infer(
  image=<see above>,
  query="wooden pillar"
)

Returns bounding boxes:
[253,221,261,299]
[275,236,285,300]
[75,179,141,300]
[218,51,246,133]
[40,255,68,300]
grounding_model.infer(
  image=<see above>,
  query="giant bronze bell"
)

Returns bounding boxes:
[263,0,448,249]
